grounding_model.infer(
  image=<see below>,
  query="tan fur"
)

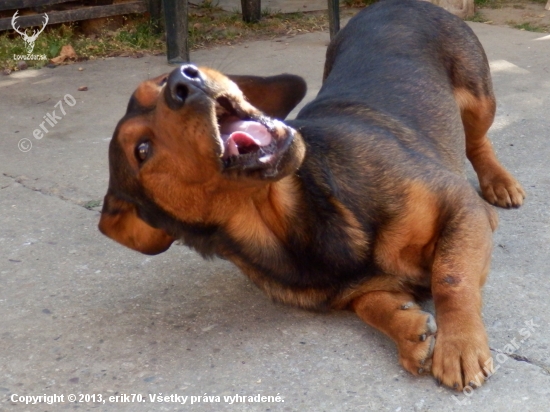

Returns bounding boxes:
[98,195,174,255]
[133,74,167,109]
[454,88,526,208]
[375,183,439,281]
[351,291,436,375]
[330,198,369,260]
[231,256,333,309]
[226,177,300,253]
[429,204,494,390]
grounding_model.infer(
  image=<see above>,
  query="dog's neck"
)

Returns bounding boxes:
[219,176,300,249]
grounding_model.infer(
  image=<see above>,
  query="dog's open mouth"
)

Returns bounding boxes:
[220,118,276,162]
[215,96,293,174]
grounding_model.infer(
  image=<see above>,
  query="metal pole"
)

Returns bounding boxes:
[328,0,340,40]
[163,0,189,64]
[241,0,261,23]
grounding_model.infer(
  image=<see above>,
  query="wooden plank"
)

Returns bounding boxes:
[163,0,189,63]
[147,0,162,24]
[0,2,147,31]
[0,0,73,12]
[148,0,162,33]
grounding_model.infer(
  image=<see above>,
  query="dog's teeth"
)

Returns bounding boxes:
[259,154,273,163]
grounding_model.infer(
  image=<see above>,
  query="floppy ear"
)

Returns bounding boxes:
[98,192,175,255]
[228,74,307,119]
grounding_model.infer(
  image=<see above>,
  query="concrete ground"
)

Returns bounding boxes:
[1,19,550,412]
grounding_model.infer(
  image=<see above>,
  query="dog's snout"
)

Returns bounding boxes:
[165,64,205,109]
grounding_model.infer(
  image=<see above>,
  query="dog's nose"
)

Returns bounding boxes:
[165,64,205,109]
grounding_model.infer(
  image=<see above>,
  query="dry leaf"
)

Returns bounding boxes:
[50,45,78,65]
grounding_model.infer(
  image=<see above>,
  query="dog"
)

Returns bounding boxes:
[98,0,525,390]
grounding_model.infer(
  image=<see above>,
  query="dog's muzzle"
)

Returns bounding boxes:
[164,64,206,110]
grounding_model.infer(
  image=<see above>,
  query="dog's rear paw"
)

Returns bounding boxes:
[397,307,437,375]
[431,325,492,390]
[481,173,525,208]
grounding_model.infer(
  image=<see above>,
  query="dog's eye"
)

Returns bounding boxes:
[135,141,150,163]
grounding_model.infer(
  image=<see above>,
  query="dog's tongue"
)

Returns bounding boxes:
[221,120,272,157]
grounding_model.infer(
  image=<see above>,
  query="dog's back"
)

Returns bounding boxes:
[295,0,492,175]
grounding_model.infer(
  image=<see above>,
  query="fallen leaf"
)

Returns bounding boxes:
[50,45,78,65]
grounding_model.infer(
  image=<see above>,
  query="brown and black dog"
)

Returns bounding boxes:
[99,0,525,390]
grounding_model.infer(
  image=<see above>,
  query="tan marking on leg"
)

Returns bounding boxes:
[454,88,526,208]
[351,291,437,375]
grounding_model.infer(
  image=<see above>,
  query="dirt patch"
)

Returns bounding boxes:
[474,0,550,32]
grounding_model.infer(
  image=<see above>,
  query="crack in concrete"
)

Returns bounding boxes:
[490,347,550,375]
[2,172,98,212]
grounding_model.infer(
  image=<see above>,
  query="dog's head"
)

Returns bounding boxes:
[98,64,307,255]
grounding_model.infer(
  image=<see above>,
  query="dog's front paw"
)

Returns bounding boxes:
[431,322,491,390]
[397,306,437,376]
[481,172,526,208]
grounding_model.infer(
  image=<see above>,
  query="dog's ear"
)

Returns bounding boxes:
[228,74,307,119]
[98,191,175,255]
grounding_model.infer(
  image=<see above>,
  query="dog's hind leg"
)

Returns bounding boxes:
[351,291,437,376]
[454,88,526,208]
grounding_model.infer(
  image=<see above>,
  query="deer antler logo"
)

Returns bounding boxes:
[11,11,49,55]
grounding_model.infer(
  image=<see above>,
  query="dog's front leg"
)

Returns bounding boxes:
[352,291,437,376]
[431,205,494,390]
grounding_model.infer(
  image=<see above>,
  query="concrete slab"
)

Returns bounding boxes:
[1,19,549,412]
